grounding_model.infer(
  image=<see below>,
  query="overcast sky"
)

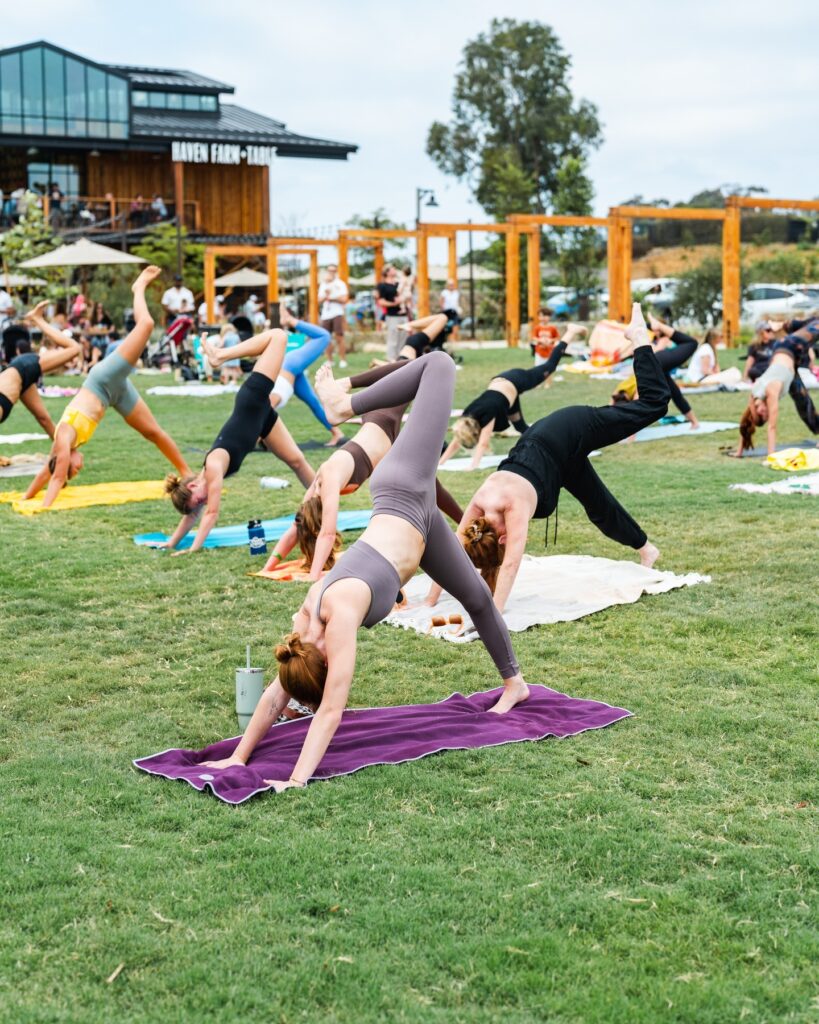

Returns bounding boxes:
[7,0,819,259]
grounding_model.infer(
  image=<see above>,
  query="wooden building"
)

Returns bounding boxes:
[0,40,357,240]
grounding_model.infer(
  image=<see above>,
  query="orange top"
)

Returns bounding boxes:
[532,323,559,359]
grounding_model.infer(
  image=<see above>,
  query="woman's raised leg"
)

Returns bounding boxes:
[116,266,163,366]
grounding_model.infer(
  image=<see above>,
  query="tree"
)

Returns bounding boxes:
[0,196,59,272]
[132,223,204,294]
[549,156,604,302]
[345,209,408,277]
[673,257,723,325]
[426,18,602,219]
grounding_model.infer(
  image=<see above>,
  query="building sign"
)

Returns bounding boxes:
[171,141,274,166]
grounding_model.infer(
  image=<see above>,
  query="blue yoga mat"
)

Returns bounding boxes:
[630,420,737,443]
[134,509,371,550]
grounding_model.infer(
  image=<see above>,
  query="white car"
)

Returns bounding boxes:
[742,283,813,323]
[631,277,679,317]
[788,283,819,304]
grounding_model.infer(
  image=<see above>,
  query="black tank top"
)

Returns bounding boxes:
[463,389,511,431]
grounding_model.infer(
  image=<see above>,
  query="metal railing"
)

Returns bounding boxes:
[37,194,201,234]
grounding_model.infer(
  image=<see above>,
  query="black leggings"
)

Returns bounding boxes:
[493,342,567,432]
[509,346,669,548]
[789,373,819,434]
[653,331,698,415]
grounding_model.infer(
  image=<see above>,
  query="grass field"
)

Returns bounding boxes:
[1,345,816,1024]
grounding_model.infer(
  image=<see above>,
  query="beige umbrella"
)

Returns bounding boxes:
[214,267,269,287]
[18,237,147,269]
[1,272,47,288]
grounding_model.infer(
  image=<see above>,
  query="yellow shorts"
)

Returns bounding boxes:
[59,407,99,448]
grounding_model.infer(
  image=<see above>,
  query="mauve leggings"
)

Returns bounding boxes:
[348,361,464,523]
[351,352,519,679]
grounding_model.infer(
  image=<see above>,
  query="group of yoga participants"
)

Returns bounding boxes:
[12,266,815,791]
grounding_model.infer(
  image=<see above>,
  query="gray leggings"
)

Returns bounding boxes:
[350,352,520,679]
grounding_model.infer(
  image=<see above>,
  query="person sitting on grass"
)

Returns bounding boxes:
[0,301,82,434]
[24,267,191,509]
[162,329,314,555]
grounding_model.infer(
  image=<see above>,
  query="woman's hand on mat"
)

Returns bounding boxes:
[201,754,247,770]
[264,778,302,793]
[170,547,193,557]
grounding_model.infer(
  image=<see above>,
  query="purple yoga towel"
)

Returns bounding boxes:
[133,686,631,804]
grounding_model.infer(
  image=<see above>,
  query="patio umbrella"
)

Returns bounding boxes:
[1,272,47,288]
[214,268,269,287]
[18,237,147,269]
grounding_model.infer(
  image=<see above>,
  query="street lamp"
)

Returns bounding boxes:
[415,188,438,225]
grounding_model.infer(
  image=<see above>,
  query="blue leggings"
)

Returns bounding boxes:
[285,320,332,430]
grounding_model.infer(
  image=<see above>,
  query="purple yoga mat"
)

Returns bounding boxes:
[133,686,631,804]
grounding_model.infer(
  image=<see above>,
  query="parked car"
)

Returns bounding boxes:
[787,283,819,304]
[741,283,814,323]
[631,277,679,318]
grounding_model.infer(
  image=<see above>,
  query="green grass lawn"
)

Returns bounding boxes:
[1,347,816,1023]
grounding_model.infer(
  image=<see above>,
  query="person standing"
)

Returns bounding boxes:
[440,278,462,341]
[161,275,195,325]
[377,265,408,361]
[318,263,349,368]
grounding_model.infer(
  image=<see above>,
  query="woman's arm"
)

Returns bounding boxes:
[766,388,780,455]
[742,355,754,382]
[161,510,201,550]
[41,449,70,508]
[19,389,56,438]
[268,615,358,790]
[438,437,462,465]
[490,506,530,614]
[308,484,341,580]
[24,461,53,499]
[470,421,495,468]
[263,522,299,570]
[201,678,291,769]
[176,464,222,554]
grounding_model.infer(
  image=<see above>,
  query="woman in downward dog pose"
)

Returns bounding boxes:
[440,327,582,469]
[394,312,451,359]
[201,352,529,789]
[0,302,82,433]
[204,303,344,446]
[611,314,701,429]
[25,266,191,508]
[163,329,314,554]
[263,358,463,578]
[455,305,669,614]
[735,317,818,456]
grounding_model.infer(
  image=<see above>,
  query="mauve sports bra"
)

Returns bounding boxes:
[316,540,401,628]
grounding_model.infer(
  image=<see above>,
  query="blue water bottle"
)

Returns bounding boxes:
[247,519,267,556]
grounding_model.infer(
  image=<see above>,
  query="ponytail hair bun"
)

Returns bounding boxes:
[164,472,197,514]
[452,416,481,450]
[275,631,327,709]
[462,516,504,594]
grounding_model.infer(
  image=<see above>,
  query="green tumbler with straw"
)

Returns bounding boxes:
[235,645,264,730]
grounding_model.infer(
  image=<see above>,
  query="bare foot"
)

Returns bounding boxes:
[647,313,665,334]
[201,335,225,368]
[562,323,588,343]
[624,303,651,349]
[325,426,345,447]
[488,676,530,714]
[639,541,660,568]
[133,265,162,292]
[337,376,352,394]
[315,364,353,425]
[24,300,49,323]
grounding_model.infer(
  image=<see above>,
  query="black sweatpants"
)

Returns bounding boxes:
[789,373,819,434]
[524,345,669,549]
[654,330,698,416]
[494,341,568,433]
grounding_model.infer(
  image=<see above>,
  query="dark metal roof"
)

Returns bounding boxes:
[106,64,233,94]
[131,104,357,159]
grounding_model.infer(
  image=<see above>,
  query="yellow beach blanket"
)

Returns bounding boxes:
[0,479,166,515]
[765,448,819,472]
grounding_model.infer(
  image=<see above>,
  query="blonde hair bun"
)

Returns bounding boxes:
[164,472,180,494]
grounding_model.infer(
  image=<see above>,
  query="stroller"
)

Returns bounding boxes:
[144,314,195,370]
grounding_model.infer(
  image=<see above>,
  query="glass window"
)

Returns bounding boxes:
[86,66,107,120]
[21,47,43,117]
[46,118,65,136]
[133,89,148,107]
[108,76,127,123]
[107,121,127,139]
[88,119,108,138]
[200,95,217,111]
[167,92,182,109]
[1,52,22,115]
[23,116,44,135]
[44,47,64,118]
[65,57,86,118]
[1,115,22,133]
[67,118,87,135]
[183,93,199,110]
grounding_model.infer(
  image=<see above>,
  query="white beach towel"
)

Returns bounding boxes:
[629,421,736,443]
[146,384,241,397]
[0,433,49,445]
[730,473,819,496]
[385,554,710,642]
